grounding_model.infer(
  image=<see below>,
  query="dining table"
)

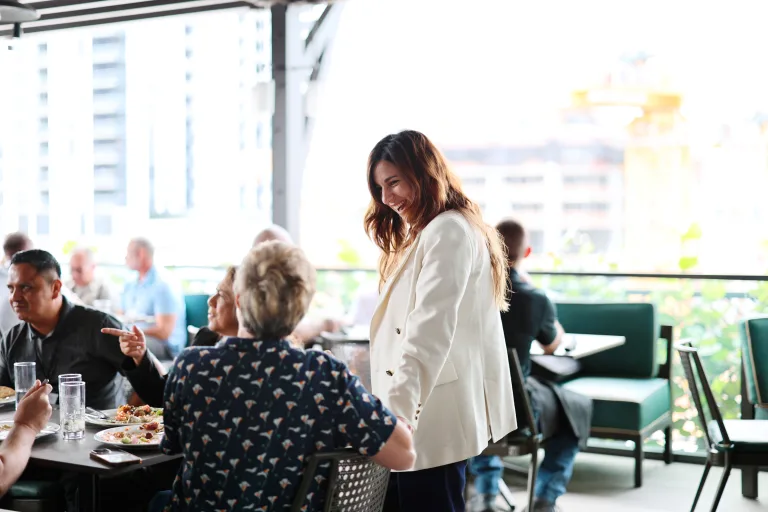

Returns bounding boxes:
[0,406,181,512]
[319,326,626,389]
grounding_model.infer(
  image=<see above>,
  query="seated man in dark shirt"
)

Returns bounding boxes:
[468,219,590,512]
[149,241,415,512]
[0,249,127,409]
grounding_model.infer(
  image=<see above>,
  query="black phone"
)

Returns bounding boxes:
[90,448,142,466]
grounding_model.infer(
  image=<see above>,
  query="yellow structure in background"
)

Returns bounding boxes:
[571,55,692,271]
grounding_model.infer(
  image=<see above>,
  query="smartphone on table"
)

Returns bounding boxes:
[90,448,142,466]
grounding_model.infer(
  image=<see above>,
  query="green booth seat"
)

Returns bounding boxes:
[0,480,65,512]
[741,317,768,421]
[183,293,210,347]
[555,302,673,488]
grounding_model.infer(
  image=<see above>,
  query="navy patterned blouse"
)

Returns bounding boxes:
[160,337,397,511]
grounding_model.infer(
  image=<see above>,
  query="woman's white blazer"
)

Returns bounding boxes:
[369,210,517,471]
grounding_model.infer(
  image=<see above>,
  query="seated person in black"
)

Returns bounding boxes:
[468,219,591,512]
[105,267,239,407]
[0,249,127,409]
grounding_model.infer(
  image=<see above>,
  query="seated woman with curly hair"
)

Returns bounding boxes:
[148,241,415,511]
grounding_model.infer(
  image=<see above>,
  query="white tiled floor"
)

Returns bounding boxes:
[490,452,768,511]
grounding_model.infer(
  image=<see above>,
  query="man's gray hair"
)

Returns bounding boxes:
[70,246,95,263]
[130,237,155,257]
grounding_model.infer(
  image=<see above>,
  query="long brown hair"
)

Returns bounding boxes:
[363,130,509,311]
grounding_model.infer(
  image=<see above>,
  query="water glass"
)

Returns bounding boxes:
[13,362,36,410]
[60,382,86,440]
[58,374,82,386]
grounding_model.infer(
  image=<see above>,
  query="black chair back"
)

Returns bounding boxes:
[509,348,539,437]
[676,342,730,449]
[290,449,390,512]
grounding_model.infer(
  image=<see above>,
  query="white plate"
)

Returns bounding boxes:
[0,397,14,406]
[94,425,163,449]
[84,407,163,427]
[0,421,60,440]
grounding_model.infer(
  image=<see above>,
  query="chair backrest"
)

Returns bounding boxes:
[184,294,209,330]
[675,342,729,449]
[290,449,390,512]
[509,348,539,436]
[555,302,658,378]
[741,317,768,408]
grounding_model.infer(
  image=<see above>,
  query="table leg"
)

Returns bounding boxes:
[740,362,758,499]
[79,474,100,512]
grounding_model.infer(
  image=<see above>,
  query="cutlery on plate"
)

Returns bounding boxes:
[85,407,109,420]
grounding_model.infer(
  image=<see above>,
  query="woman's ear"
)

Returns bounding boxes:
[235,293,241,310]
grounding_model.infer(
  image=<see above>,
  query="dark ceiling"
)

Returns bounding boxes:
[0,0,335,37]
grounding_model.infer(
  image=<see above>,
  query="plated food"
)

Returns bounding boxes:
[94,422,164,448]
[0,386,14,404]
[0,421,60,440]
[85,404,163,427]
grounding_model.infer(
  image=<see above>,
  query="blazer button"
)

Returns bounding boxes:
[386,370,394,376]
[396,328,401,335]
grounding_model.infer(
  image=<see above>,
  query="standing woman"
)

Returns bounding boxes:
[365,130,517,511]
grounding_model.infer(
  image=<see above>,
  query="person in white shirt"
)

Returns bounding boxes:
[364,130,516,511]
[67,247,118,310]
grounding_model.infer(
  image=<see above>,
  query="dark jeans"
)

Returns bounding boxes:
[469,430,579,504]
[383,460,467,512]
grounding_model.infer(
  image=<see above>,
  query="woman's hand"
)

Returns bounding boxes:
[102,325,147,367]
[14,380,53,434]
[396,416,414,434]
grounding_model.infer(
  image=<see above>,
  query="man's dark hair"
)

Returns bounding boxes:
[3,232,33,260]
[10,249,62,282]
[496,218,527,262]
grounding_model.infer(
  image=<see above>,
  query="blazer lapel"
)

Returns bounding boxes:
[369,234,421,342]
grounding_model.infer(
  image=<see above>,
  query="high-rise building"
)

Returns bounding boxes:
[0,9,276,265]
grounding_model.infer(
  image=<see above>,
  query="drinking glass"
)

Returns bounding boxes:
[60,382,86,440]
[13,362,36,410]
[58,374,82,386]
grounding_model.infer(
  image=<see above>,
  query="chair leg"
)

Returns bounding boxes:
[527,445,539,512]
[741,466,758,499]
[663,426,672,464]
[690,461,711,512]
[634,436,644,488]
[709,461,732,512]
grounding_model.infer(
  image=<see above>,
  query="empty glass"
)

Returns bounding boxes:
[13,362,36,410]
[58,374,82,386]
[60,381,86,440]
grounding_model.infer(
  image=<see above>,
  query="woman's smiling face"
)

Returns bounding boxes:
[373,160,415,221]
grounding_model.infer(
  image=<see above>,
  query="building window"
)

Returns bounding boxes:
[39,142,49,156]
[39,92,48,105]
[39,117,48,130]
[18,215,28,234]
[461,177,485,186]
[505,176,544,184]
[36,215,49,235]
[39,166,49,181]
[563,175,608,185]
[563,202,609,212]
[40,192,49,206]
[92,63,119,71]
[38,43,47,55]
[92,36,122,46]
[511,203,544,212]
[94,215,112,235]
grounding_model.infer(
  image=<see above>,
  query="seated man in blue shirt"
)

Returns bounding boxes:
[468,219,591,512]
[121,238,186,359]
[149,240,415,511]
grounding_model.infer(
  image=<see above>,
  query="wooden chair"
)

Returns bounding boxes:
[676,342,768,511]
[290,449,390,512]
[478,349,542,512]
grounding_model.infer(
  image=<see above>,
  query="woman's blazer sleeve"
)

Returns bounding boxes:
[387,216,473,429]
